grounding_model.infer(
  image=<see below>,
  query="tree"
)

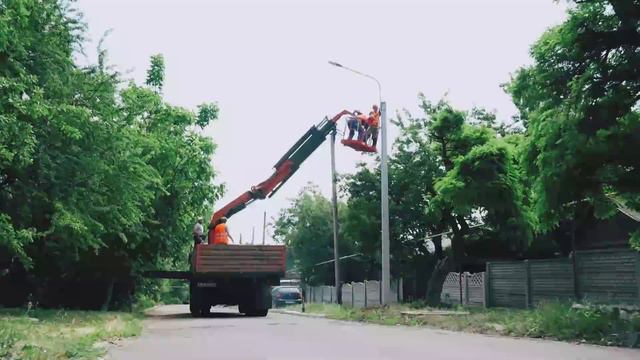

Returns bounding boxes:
[0,0,222,308]
[506,0,640,248]
[273,184,355,285]
[390,96,531,305]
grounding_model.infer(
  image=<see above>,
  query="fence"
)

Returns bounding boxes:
[486,248,640,308]
[304,249,639,309]
[305,279,402,307]
[441,272,485,306]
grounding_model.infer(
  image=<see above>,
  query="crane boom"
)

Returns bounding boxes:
[207,110,352,241]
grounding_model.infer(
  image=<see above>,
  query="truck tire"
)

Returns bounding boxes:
[189,281,206,318]
[190,302,202,318]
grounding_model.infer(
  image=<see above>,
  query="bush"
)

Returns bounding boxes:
[511,302,640,345]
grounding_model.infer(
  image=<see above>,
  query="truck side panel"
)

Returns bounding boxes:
[194,244,286,274]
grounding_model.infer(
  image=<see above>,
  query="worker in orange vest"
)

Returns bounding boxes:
[212,217,234,245]
[366,104,380,148]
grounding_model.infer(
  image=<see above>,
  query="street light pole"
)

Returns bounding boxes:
[262,211,267,245]
[379,100,390,305]
[328,61,390,305]
[330,129,341,304]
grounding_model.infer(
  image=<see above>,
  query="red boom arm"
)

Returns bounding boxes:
[207,110,352,243]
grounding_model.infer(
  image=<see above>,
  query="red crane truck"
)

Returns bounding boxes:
[147,110,353,317]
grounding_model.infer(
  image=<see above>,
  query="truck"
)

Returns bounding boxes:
[147,110,355,317]
[188,244,285,317]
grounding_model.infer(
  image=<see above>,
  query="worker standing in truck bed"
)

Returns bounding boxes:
[193,217,205,244]
[212,217,234,245]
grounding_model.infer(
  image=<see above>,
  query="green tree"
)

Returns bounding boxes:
[273,184,355,285]
[506,0,640,248]
[342,97,530,304]
[145,54,165,92]
[0,0,222,308]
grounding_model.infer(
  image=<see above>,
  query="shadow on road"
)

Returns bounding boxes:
[145,308,249,320]
[202,311,247,319]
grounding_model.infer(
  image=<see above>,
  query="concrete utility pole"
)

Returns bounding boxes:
[262,211,267,245]
[328,61,390,305]
[380,100,390,305]
[239,233,243,244]
[330,129,341,304]
[252,226,255,245]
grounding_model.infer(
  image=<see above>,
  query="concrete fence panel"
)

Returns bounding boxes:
[529,258,575,304]
[441,272,464,305]
[441,272,484,306]
[576,249,639,304]
[342,284,353,307]
[352,282,366,308]
[323,286,334,303]
[484,248,639,308]
[314,286,320,303]
[467,272,485,306]
[489,262,527,308]
[390,279,400,303]
[303,278,404,306]
[365,280,381,307]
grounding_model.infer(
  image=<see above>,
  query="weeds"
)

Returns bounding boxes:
[0,308,142,359]
[294,301,640,347]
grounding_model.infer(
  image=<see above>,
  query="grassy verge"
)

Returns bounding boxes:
[0,308,142,360]
[285,302,640,347]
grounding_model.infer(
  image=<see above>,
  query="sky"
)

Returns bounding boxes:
[76,0,567,244]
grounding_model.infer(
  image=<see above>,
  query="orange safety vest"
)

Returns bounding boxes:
[368,111,380,128]
[213,223,229,245]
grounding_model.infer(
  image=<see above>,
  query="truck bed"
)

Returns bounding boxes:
[194,244,286,275]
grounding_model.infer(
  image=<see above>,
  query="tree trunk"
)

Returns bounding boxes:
[425,256,451,306]
[101,277,115,311]
[424,215,468,307]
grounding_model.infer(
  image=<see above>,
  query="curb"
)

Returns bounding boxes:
[271,309,326,318]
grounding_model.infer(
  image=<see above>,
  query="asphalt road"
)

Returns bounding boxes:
[107,305,639,360]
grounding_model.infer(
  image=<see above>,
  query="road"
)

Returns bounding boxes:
[108,305,639,360]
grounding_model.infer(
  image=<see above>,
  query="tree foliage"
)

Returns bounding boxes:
[506,0,640,247]
[279,97,531,302]
[0,0,222,308]
[272,184,355,285]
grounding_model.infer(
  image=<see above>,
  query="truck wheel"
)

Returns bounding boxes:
[189,281,204,318]
[190,302,202,318]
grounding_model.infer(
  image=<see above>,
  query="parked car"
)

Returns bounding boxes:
[271,286,302,308]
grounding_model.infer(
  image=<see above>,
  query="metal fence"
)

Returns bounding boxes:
[486,248,640,308]
[305,279,402,307]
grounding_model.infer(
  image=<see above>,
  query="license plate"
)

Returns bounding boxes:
[285,300,296,304]
[197,282,217,288]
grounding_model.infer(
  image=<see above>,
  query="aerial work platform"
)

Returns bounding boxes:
[341,139,377,153]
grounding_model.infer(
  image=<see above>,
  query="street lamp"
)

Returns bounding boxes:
[328,61,391,305]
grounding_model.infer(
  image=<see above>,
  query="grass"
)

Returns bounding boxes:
[0,308,142,360]
[286,302,640,347]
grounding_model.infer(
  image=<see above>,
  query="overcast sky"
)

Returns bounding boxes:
[77,0,567,244]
